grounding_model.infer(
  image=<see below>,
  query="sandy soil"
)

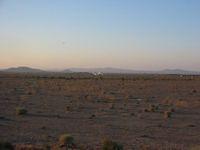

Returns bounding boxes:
[0,73,200,149]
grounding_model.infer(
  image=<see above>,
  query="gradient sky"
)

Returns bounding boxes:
[0,0,200,70]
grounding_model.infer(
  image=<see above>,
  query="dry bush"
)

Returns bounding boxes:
[140,143,185,150]
[15,144,47,150]
[102,139,123,150]
[59,134,74,147]
[109,103,115,109]
[0,141,14,150]
[175,100,188,108]
[190,145,200,150]
[164,111,171,119]
[143,104,159,113]
[16,107,27,115]
[168,107,175,112]
[66,106,71,112]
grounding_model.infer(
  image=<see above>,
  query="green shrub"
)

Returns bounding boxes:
[0,141,14,150]
[59,134,74,146]
[102,139,123,150]
[16,107,27,115]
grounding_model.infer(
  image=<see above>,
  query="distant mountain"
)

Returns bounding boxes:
[1,67,200,75]
[3,67,46,73]
[68,67,154,74]
[62,69,73,73]
[68,67,136,74]
[67,68,200,75]
[158,69,200,75]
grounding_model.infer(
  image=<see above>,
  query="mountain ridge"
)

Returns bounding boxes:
[1,66,200,75]
[2,66,46,73]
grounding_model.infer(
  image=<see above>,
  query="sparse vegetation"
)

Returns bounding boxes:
[59,134,74,147]
[16,107,27,115]
[191,145,200,150]
[0,141,14,150]
[102,139,123,150]
[0,73,200,149]
[148,104,156,112]
[143,104,159,112]
[66,106,71,112]
[109,103,115,109]
[143,108,149,112]
[168,107,175,112]
[89,114,96,119]
[164,111,171,119]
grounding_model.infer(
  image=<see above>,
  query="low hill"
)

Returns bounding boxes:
[68,68,200,75]
[1,67,200,75]
[3,67,46,73]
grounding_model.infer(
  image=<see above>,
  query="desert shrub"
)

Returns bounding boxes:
[175,100,188,108]
[59,134,74,147]
[168,107,175,112]
[140,143,184,150]
[16,107,27,115]
[43,144,51,150]
[89,114,96,119]
[27,91,32,95]
[142,108,149,113]
[66,106,70,111]
[191,145,200,150]
[102,139,123,150]
[144,104,159,113]
[148,104,156,112]
[109,103,115,109]
[164,111,171,119]
[192,89,197,93]
[0,141,14,150]
[121,77,125,81]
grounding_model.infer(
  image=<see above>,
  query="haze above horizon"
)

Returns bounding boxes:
[0,0,200,71]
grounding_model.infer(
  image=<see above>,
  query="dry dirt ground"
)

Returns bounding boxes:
[0,73,200,149]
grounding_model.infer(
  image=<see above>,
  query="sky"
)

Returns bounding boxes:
[0,0,200,71]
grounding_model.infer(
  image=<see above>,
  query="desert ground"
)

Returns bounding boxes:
[0,73,200,150]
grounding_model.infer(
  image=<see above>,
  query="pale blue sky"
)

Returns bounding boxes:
[0,0,200,70]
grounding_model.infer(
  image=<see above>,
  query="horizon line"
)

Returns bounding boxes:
[0,66,200,72]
